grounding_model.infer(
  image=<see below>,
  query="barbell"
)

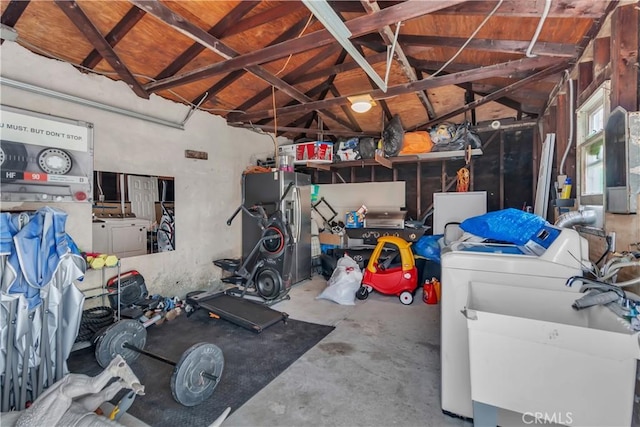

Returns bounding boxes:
[93,319,224,407]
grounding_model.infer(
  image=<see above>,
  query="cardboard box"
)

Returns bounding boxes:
[318,232,342,246]
[345,211,364,228]
[278,142,333,164]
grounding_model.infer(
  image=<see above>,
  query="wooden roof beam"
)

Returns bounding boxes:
[392,34,578,57]
[334,0,609,18]
[154,1,259,80]
[228,56,566,122]
[130,0,330,112]
[221,1,308,39]
[143,0,467,92]
[55,0,148,99]
[198,15,322,107]
[1,0,30,44]
[414,62,569,129]
[81,6,146,69]
[360,0,435,119]
[233,44,341,113]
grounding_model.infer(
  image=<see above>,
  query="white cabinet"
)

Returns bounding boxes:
[92,218,149,258]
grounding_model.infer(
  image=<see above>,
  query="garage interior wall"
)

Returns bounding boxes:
[0,41,279,297]
[539,3,640,289]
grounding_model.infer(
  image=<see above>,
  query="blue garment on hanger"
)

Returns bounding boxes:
[4,207,77,309]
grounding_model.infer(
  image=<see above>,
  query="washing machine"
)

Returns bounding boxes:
[440,225,590,421]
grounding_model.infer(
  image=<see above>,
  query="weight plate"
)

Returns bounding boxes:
[171,342,224,407]
[255,267,282,300]
[37,147,73,175]
[94,320,147,368]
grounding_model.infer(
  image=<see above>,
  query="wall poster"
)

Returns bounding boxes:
[0,105,94,203]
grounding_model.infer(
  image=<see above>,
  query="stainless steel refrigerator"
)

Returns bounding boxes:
[242,171,311,284]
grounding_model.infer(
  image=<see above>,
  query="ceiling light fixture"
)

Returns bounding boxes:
[348,94,375,113]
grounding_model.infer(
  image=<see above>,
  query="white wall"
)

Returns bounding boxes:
[0,42,283,297]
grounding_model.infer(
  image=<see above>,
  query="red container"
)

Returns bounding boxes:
[423,281,438,304]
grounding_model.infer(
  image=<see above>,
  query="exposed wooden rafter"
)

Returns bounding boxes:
[55,0,149,99]
[359,0,436,119]
[333,0,610,18]
[80,6,146,69]
[153,1,259,81]
[228,56,565,123]
[143,0,467,92]
[414,62,570,129]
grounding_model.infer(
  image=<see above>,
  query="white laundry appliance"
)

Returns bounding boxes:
[440,225,590,421]
[92,217,150,258]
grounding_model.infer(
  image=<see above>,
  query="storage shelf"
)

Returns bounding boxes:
[305,148,482,170]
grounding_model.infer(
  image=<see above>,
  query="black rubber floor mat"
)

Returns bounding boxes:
[67,310,334,427]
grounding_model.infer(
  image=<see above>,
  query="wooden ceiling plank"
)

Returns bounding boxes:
[427,1,609,18]
[416,62,570,129]
[130,0,319,107]
[333,0,607,18]
[284,50,356,132]
[542,0,618,115]
[329,85,363,132]
[81,6,146,70]
[228,56,566,122]
[55,0,148,99]
[1,0,30,27]
[398,35,577,57]
[154,1,259,80]
[238,48,347,128]
[213,16,318,111]
[221,1,307,39]
[194,69,246,105]
[296,51,388,85]
[416,66,538,116]
[360,0,435,119]
[143,0,468,92]
[233,44,339,111]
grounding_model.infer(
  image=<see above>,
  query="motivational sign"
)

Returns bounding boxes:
[0,108,90,152]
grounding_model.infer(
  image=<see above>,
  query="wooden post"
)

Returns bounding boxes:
[610,4,639,111]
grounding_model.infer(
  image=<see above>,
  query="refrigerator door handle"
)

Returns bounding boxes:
[293,187,301,244]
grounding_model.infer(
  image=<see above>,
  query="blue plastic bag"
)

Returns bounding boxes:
[460,208,547,246]
[413,234,444,263]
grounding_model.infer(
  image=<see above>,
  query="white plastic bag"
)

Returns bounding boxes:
[316,254,363,305]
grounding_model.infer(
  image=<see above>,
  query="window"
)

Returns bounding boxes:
[582,136,603,195]
[577,81,610,205]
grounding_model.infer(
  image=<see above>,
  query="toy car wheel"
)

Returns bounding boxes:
[364,285,373,293]
[399,291,413,305]
[355,286,369,300]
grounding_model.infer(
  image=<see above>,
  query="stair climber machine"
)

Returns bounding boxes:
[187,178,296,333]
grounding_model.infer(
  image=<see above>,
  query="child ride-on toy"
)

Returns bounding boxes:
[356,236,419,305]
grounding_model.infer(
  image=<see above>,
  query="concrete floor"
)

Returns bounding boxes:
[223,275,469,427]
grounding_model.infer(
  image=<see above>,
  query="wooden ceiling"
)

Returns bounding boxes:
[1,0,616,140]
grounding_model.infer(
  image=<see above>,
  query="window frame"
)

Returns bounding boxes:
[576,81,610,206]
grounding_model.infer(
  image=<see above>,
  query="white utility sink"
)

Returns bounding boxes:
[464,281,640,427]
